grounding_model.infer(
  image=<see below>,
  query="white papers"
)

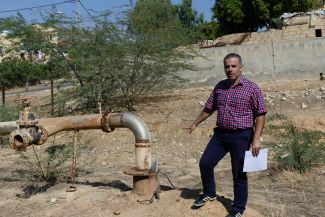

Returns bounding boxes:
[243,148,268,172]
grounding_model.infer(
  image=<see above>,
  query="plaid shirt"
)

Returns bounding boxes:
[204,76,267,129]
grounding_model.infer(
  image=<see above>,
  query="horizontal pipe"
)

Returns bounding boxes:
[0,121,17,136]
[36,113,151,143]
[2,112,152,170]
[1,112,151,145]
[38,114,102,137]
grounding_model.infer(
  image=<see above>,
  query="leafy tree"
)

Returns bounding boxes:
[177,0,196,30]
[0,13,71,112]
[0,58,17,104]
[213,0,315,34]
[0,2,194,112]
[59,0,194,111]
[175,0,216,41]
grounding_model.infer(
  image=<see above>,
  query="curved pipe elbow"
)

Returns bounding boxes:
[121,113,151,143]
[107,113,151,143]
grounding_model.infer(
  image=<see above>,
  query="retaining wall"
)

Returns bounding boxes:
[181,37,325,85]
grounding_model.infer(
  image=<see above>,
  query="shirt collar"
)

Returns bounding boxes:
[238,75,244,86]
[226,75,244,87]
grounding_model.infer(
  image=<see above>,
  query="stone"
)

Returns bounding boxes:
[50,198,58,203]
[113,210,121,215]
[187,158,197,164]
[301,103,307,109]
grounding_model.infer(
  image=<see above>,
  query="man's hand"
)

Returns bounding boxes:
[183,111,211,134]
[251,137,261,157]
[183,124,196,134]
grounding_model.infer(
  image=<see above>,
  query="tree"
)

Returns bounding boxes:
[177,0,196,30]
[0,58,16,104]
[213,0,269,34]
[0,13,69,112]
[61,0,194,111]
[213,0,315,34]
[0,2,194,113]
[175,0,216,41]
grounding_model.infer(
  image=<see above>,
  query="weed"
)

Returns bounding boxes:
[266,112,287,122]
[275,122,325,173]
[19,142,73,182]
[265,113,325,173]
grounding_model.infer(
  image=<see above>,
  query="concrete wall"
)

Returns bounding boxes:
[181,37,325,85]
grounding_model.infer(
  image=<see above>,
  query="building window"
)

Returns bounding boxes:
[315,29,322,37]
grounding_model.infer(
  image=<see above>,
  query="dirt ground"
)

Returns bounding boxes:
[0,78,324,217]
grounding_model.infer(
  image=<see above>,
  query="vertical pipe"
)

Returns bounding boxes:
[2,86,5,105]
[51,80,54,116]
[71,130,78,184]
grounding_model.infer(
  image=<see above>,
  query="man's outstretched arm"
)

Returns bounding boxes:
[184,110,211,134]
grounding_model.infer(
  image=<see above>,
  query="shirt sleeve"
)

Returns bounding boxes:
[250,85,267,117]
[204,86,218,114]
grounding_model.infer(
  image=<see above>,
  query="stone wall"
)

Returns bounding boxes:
[199,12,325,48]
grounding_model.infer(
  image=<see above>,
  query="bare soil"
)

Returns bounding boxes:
[0,78,324,217]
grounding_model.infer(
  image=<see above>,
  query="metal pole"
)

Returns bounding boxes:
[67,130,78,192]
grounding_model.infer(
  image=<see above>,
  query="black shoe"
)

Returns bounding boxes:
[193,194,216,207]
[226,211,242,217]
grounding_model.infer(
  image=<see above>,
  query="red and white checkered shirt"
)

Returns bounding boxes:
[204,76,267,129]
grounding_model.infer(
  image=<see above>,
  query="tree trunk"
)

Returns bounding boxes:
[51,80,54,116]
[2,86,5,105]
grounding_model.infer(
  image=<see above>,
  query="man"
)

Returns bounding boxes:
[185,53,267,217]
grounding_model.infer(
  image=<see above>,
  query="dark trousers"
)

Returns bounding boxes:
[199,127,253,214]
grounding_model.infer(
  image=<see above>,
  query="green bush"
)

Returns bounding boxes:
[19,143,73,182]
[276,122,325,173]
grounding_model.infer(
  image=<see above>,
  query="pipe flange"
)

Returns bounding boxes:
[101,110,115,133]
[9,130,29,151]
[37,125,48,145]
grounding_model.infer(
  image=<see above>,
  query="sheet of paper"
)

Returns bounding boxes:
[243,148,268,172]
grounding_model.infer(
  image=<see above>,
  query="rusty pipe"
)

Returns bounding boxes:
[6,112,152,170]
[0,121,17,136]
[38,114,102,137]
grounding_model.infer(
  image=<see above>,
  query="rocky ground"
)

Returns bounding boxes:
[0,78,324,217]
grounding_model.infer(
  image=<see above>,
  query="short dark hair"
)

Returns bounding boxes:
[223,53,242,65]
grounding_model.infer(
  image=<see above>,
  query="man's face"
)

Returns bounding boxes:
[224,57,242,83]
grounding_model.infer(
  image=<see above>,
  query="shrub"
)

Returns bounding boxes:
[276,122,325,173]
[19,141,74,182]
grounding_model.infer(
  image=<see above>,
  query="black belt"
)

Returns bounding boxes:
[214,127,252,133]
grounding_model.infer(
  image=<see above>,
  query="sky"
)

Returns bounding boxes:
[0,0,215,23]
